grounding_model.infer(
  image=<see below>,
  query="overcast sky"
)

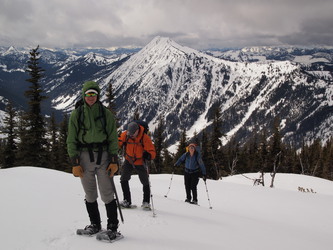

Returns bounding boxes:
[1,0,333,50]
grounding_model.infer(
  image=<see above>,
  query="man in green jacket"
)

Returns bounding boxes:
[67,81,120,240]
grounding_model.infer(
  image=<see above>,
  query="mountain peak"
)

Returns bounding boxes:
[148,36,173,46]
[3,46,19,56]
[141,36,197,55]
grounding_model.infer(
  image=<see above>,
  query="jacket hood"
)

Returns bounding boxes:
[82,81,101,98]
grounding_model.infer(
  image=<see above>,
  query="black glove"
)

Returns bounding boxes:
[202,175,207,181]
[143,151,151,160]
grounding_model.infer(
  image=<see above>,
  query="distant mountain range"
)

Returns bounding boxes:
[1,37,333,151]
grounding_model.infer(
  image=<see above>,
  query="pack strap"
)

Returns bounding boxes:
[77,141,108,165]
[125,153,144,167]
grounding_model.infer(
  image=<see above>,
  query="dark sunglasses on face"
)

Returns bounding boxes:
[85,92,98,97]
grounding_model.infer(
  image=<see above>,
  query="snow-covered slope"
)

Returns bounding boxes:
[1,167,333,250]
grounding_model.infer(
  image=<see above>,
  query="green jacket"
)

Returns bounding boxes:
[66,81,118,158]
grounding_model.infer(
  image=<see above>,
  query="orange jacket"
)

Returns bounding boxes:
[118,125,156,165]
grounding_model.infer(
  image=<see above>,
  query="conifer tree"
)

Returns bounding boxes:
[162,143,174,173]
[246,132,260,173]
[58,114,71,172]
[106,81,117,113]
[322,137,333,180]
[210,105,223,154]
[153,116,165,173]
[17,45,48,167]
[269,117,283,187]
[209,105,224,179]
[201,128,213,177]
[2,102,18,168]
[46,113,59,169]
[106,80,119,127]
[283,142,298,173]
[269,117,283,166]
[174,129,187,175]
[308,138,322,177]
[0,139,5,167]
[192,130,200,145]
[225,137,239,176]
[257,129,269,186]
[298,139,308,175]
[16,110,26,161]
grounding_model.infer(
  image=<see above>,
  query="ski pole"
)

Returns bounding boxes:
[149,176,156,217]
[145,161,156,217]
[164,171,174,198]
[110,177,124,223]
[204,180,213,209]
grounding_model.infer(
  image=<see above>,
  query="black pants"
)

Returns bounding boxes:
[120,160,150,204]
[184,171,200,202]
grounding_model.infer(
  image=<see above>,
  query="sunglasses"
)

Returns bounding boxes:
[85,92,98,97]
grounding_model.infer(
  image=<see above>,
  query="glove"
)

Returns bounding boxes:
[202,175,207,181]
[107,154,118,177]
[72,165,84,178]
[107,163,118,177]
[70,156,83,178]
[143,151,151,160]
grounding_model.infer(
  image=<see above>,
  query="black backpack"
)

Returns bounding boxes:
[122,120,151,164]
[132,120,149,135]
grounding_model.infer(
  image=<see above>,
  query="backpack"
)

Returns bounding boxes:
[122,120,150,161]
[132,120,149,135]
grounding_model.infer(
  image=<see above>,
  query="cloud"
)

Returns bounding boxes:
[0,0,332,49]
[279,16,333,46]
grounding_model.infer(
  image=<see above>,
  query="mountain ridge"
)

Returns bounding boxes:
[0,37,333,150]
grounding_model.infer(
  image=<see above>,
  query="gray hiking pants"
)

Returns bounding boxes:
[79,151,115,204]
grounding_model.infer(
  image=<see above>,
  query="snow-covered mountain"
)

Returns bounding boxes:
[0,45,136,114]
[1,37,333,150]
[98,37,333,148]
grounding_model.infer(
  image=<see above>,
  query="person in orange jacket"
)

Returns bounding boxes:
[118,122,156,209]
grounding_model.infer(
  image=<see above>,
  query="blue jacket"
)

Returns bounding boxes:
[175,147,206,175]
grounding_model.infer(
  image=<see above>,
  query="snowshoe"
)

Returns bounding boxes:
[96,230,124,243]
[141,202,151,211]
[76,224,101,236]
[120,200,137,209]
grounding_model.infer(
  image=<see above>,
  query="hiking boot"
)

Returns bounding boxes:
[141,202,151,209]
[191,200,198,205]
[185,199,191,203]
[83,224,101,235]
[120,200,131,208]
[107,223,118,232]
[105,230,121,240]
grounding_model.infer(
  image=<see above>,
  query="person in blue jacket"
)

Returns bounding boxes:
[174,143,207,205]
